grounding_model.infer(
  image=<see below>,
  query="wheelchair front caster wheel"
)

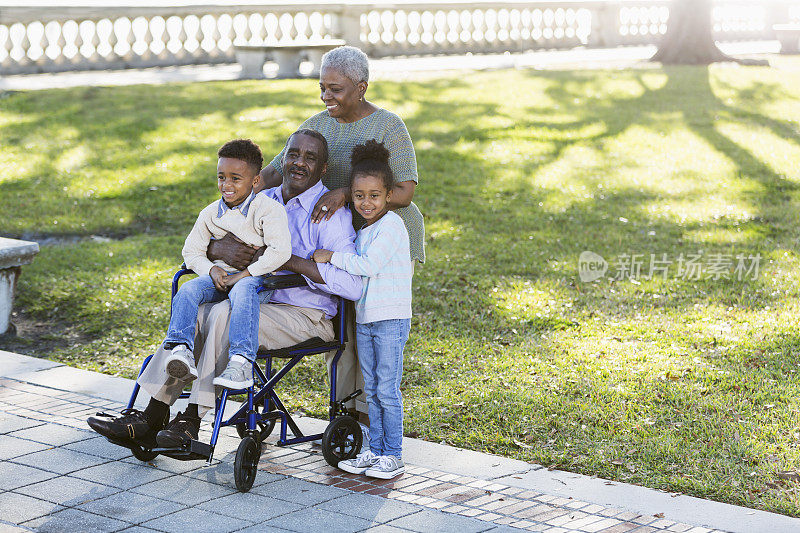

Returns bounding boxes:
[131,446,158,462]
[234,436,261,492]
[322,415,362,467]
[236,419,275,442]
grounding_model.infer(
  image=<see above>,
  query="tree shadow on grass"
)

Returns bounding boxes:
[0,80,320,238]
[5,68,798,338]
[518,66,800,236]
[363,67,800,356]
[0,77,503,240]
[387,67,800,516]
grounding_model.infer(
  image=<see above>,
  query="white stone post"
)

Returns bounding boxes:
[273,48,302,77]
[0,237,40,337]
[332,6,363,48]
[589,2,621,48]
[234,47,267,78]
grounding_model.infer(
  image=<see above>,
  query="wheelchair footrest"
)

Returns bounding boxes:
[105,435,156,451]
[154,439,213,461]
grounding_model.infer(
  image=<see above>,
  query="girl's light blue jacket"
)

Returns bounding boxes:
[331,211,413,324]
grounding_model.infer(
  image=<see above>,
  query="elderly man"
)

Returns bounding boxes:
[88,129,362,448]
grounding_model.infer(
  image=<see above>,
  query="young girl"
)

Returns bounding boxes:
[313,140,413,479]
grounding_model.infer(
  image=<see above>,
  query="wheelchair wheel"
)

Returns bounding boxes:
[130,446,159,463]
[321,415,362,467]
[234,436,261,492]
[236,419,275,442]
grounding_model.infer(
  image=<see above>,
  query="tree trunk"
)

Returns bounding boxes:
[652,0,733,64]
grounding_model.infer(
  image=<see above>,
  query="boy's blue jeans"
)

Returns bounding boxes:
[164,274,272,362]
[356,318,411,459]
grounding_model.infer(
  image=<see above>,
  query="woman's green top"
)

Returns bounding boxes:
[270,108,425,263]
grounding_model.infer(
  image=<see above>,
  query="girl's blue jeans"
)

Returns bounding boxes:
[356,318,411,459]
[164,274,272,362]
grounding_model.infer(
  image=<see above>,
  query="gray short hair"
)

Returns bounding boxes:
[320,46,369,84]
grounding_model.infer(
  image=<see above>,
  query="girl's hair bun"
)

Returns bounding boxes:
[351,139,390,167]
[350,140,394,191]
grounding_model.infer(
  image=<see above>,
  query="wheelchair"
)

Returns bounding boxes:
[105,266,363,492]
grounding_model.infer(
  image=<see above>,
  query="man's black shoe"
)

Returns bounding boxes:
[87,408,159,446]
[156,411,200,448]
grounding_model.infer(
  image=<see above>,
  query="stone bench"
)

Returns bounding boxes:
[774,24,800,54]
[234,39,346,79]
[0,237,39,336]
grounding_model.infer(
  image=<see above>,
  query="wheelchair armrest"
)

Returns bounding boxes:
[172,266,306,298]
[262,273,308,290]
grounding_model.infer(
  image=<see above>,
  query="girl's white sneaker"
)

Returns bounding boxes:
[338,449,378,474]
[365,455,405,479]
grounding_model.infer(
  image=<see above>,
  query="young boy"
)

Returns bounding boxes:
[162,139,292,390]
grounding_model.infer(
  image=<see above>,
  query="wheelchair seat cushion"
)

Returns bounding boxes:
[258,336,340,358]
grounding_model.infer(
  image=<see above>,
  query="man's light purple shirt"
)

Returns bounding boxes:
[262,180,363,319]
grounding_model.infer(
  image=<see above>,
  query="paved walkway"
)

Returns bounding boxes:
[0,41,781,92]
[2,350,799,533]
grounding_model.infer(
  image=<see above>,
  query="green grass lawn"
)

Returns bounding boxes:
[4,57,800,515]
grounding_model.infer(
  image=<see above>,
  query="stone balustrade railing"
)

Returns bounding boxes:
[1,1,798,75]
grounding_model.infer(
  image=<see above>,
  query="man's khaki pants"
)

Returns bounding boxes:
[137,302,336,412]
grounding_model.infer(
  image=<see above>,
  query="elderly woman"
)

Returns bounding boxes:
[217,46,424,417]
[261,46,424,262]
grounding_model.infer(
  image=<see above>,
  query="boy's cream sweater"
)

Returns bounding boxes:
[182,192,292,277]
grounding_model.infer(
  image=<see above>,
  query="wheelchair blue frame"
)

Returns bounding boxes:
[124,266,357,468]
